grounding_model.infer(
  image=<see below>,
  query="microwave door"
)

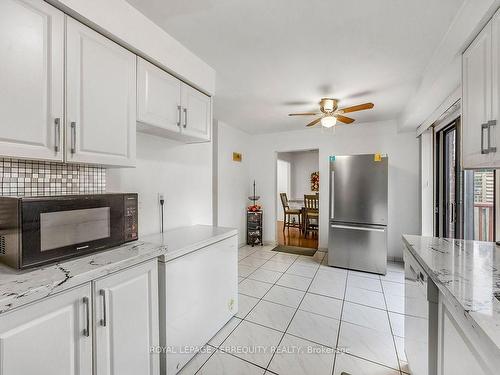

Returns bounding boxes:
[20,196,125,268]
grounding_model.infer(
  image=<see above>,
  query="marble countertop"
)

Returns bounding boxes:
[402,235,500,353]
[142,225,238,262]
[0,225,238,314]
[0,240,167,314]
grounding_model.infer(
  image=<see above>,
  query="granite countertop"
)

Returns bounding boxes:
[0,225,238,315]
[402,235,500,353]
[142,225,238,262]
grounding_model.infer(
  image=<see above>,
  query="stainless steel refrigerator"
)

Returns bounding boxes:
[328,154,388,275]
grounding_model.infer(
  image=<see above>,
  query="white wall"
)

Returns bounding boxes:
[290,150,319,199]
[247,121,420,260]
[214,121,252,246]
[107,132,213,236]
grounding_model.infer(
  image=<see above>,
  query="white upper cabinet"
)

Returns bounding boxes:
[180,83,212,141]
[66,18,136,167]
[0,0,64,161]
[94,260,159,375]
[490,10,500,167]
[137,58,182,134]
[136,57,211,143]
[462,9,500,169]
[0,284,92,375]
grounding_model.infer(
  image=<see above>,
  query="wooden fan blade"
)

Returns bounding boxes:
[306,117,322,127]
[336,114,355,124]
[289,112,320,116]
[339,103,374,113]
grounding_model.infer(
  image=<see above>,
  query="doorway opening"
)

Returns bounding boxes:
[276,150,319,249]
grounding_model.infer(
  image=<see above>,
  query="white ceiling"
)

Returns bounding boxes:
[126,0,465,134]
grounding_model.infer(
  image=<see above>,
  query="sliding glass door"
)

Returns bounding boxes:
[435,119,462,238]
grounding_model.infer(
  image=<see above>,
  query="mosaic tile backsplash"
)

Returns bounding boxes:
[0,158,106,196]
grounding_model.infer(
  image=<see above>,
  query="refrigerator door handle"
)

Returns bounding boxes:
[330,224,386,233]
[330,170,335,219]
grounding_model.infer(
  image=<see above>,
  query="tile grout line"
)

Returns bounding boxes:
[330,269,351,374]
[381,272,404,375]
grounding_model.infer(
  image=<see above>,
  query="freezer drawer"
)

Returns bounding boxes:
[328,222,387,274]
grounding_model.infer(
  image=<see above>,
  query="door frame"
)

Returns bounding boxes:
[274,148,320,247]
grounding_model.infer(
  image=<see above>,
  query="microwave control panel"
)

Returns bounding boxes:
[124,194,138,241]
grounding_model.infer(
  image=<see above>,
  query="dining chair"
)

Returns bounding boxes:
[280,193,302,232]
[304,194,319,237]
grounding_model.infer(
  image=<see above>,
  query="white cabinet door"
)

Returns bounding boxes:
[0,284,92,375]
[66,18,136,167]
[0,0,64,161]
[94,259,159,375]
[439,303,490,375]
[490,9,500,166]
[137,57,182,135]
[462,21,493,169]
[180,83,211,142]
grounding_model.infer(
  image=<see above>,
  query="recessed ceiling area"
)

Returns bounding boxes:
[125,0,465,134]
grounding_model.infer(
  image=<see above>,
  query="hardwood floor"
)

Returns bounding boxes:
[276,221,318,249]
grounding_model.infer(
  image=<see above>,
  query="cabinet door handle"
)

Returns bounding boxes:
[481,123,490,154]
[70,121,77,154]
[183,108,188,128]
[177,105,182,127]
[82,296,90,337]
[488,120,497,153]
[99,289,107,327]
[54,118,61,152]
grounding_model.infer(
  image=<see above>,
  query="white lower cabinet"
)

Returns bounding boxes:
[94,259,160,375]
[438,295,499,375]
[0,283,93,375]
[0,259,159,375]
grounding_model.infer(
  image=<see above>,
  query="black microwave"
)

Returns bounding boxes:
[0,193,138,269]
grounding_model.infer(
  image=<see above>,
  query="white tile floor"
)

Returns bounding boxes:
[179,244,409,375]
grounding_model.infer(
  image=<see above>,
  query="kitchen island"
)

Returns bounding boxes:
[402,235,500,375]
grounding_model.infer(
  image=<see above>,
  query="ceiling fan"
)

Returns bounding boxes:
[289,98,374,128]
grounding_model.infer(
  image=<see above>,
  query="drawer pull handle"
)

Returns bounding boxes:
[100,289,107,327]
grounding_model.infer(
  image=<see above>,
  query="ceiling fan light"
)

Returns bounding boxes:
[321,116,337,128]
[322,98,335,113]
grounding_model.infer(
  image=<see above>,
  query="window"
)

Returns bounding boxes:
[464,170,496,241]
